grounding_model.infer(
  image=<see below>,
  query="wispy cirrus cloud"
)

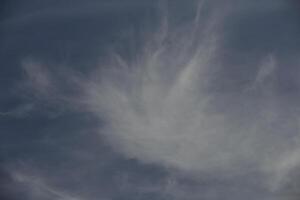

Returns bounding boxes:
[19,0,300,199]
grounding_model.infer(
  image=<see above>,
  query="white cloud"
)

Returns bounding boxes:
[80,4,300,193]
[22,0,300,197]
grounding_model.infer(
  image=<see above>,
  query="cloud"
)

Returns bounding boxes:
[10,170,83,200]
[22,60,55,98]
[20,0,300,199]
[250,55,277,89]
[78,0,299,182]
[0,103,34,118]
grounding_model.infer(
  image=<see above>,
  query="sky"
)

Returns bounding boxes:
[1,0,300,199]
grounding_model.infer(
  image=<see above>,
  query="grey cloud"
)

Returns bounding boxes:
[0,103,34,119]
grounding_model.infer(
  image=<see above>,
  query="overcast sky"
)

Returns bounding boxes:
[1,1,300,200]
